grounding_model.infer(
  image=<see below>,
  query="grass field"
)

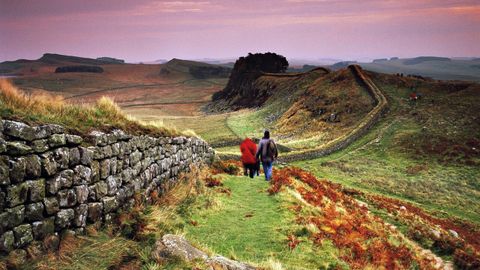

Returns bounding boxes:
[183,175,342,269]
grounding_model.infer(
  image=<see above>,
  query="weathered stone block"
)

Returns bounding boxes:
[73,165,92,185]
[27,179,45,202]
[6,182,29,207]
[25,202,44,222]
[42,124,64,135]
[57,189,77,208]
[79,147,93,165]
[31,217,55,240]
[30,139,49,153]
[0,206,24,234]
[41,152,57,176]
[93,181,108,199]
[130,150,142,165]
[3,120,36,141]
[74,204,88,227]
[102,196,118,213]
[102,145,113,158]
[87,202,103,222]
[66,134,83,145]
[43,197,59,215]
[91,160,100,182]
[110,158,117,175]
[0,138,6,154]
[13,224,33,248]
[69,147,80,167]
[24,155,41,178]
[46,169,73,195]
[106,175,118,196]
[9,157,26,183]
[55,209,74,230]
[111,143,120,156]
[0,156,9,185]
[53,147,69,169]
[7,141,33,156]
[0,231,14,252]
[89,131,107,146]
[75,185,89,204]
[48,134,66,148]
[100,159,110,179]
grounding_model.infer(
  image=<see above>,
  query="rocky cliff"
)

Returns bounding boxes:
[0,120,214,254]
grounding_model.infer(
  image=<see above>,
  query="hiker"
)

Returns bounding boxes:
[256,130,278,181]
[240,138,258,178]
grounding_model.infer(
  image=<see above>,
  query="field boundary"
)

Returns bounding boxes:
[217,65,389,162]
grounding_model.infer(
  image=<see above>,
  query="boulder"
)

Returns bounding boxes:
[153,234,208,262]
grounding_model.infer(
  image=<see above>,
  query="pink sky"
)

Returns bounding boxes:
[1,0,479,62]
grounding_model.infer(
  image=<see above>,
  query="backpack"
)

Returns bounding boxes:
[266,139,277,159]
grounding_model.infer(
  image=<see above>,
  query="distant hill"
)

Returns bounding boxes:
[403,56,451,65]
[160,58,231,79]
[0,53,125,75]
[357,57,480,82]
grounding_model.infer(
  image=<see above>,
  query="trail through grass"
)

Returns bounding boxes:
[184,175,342,269]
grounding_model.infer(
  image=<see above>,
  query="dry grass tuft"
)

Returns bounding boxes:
[0,79,180,137]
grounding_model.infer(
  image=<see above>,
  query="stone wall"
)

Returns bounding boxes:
[0,120,214,254]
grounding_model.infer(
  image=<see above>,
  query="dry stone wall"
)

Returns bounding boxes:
[0,120,214,254]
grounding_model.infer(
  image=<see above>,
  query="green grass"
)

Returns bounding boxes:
[183,175,343,269]
[294,110,480,224]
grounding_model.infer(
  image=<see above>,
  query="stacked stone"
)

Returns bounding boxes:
[0,120,214,254]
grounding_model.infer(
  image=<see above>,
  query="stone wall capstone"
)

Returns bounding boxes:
[0,120,214,254]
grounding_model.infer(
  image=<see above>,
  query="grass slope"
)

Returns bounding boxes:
[184,175,342,269]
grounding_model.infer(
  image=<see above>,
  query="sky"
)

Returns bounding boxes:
[1,0,479,63]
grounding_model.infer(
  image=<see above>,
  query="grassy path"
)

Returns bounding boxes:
[184,175,341,269]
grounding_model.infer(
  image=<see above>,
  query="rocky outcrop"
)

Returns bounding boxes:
[0,120,214,255]
[153,234,256,270]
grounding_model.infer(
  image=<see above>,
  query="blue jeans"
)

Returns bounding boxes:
[262,161,273,181]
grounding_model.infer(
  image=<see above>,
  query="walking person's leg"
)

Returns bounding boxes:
[248,164,254,178]
[262,161,273,181]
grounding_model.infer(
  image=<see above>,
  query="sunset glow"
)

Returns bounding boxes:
[1,0,479,62]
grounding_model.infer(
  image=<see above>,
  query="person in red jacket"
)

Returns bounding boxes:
[240,138,258,178]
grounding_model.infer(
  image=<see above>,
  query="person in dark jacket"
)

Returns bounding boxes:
[256,130,278,181]
[240,138,258,178]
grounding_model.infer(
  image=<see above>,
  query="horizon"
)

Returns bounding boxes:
[1,0,479,62]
